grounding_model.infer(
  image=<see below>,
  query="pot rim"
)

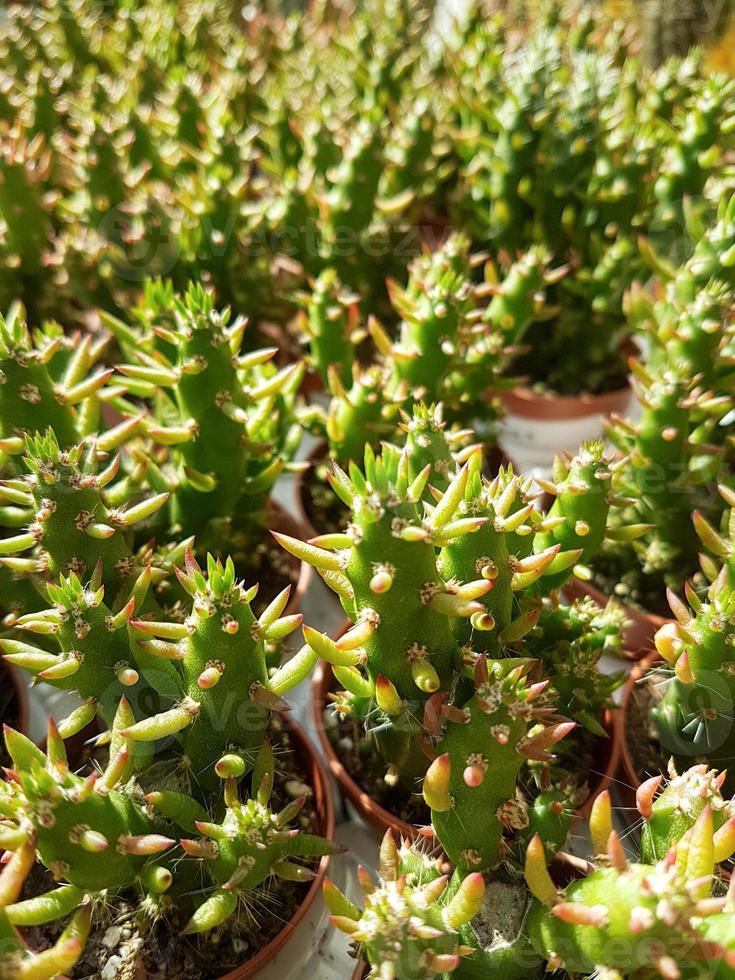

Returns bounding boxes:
[499,381,631,421]
[268,497,313,619]
[20,714,335,980]
[575,707,621,821]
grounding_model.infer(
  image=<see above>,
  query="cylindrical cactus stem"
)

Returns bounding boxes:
[277,443,492,780]
[532,440,613,591]
[123,552,306,790]
[424,655,573,874]
[114,282,303,547]
[0,429,167,599]
[299,267,358,388]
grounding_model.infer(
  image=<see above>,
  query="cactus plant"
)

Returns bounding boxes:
[106,283,304,568]
[280,435,623,840]
[651,568,735,788]
[587,191,735,617]
[0,710,338,977]
[525,771,735,976]
[0,546,335,976]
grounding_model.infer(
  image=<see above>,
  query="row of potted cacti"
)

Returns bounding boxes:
[0,154,733,976]
[1,1,735,977]
[0,0,734,415]
[2,382,732,976]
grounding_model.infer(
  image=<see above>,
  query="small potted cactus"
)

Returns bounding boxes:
[101,281,312,610]
[0,548,339,978]
[295,233,555,539]
[327,761,735,978]
[524,772,735,977]
[278,435,626,839]
[447,11,734,471]
[567,193,735,654]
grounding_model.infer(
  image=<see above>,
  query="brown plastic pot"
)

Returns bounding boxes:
[565,577,670,661]
[499,382,632,421]
[615,650,661,817]
[23,715,335,980]
[575,707,621,822]
[268,498,312,618]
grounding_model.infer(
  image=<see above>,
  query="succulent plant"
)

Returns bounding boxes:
[107,283,304,557]
[325,831,486,980]
[592,184,735,614]
[525,771,735,976]
[0,709,337,977]
[652,568,735,787]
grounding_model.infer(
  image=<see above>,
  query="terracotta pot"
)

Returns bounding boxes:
[23,715,335,980]
[500,383,632,422]
[268,498,312,618]
[575,707,621,821]
[1,661,29,747]
[498,381,632,475]
[565,576,670,661]
[615,650,662,817]
[311,659,420,842]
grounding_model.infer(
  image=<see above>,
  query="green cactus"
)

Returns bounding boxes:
[297,268,360,389]
[0,303,114,447]
[422,655,574,874]
[597,359,731,612]
[276,442,493,780]
[525,774,735,976]
[651,572,735,789]
[325,830,486,980]
[176,739,340,933]
[0,429,169,601]
[109,283,303,555]
[122,551,311,790]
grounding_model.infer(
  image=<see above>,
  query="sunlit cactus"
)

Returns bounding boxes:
[297,268,360,388]
[174,740,340,934]
[0,716,175,979]
[325,830,484,980]
[525,777,735,976]
[110,283,304,550]
[422,655,574,874]
[122,551,311,789]
[0,429,166,600]
[0,303,114,446]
